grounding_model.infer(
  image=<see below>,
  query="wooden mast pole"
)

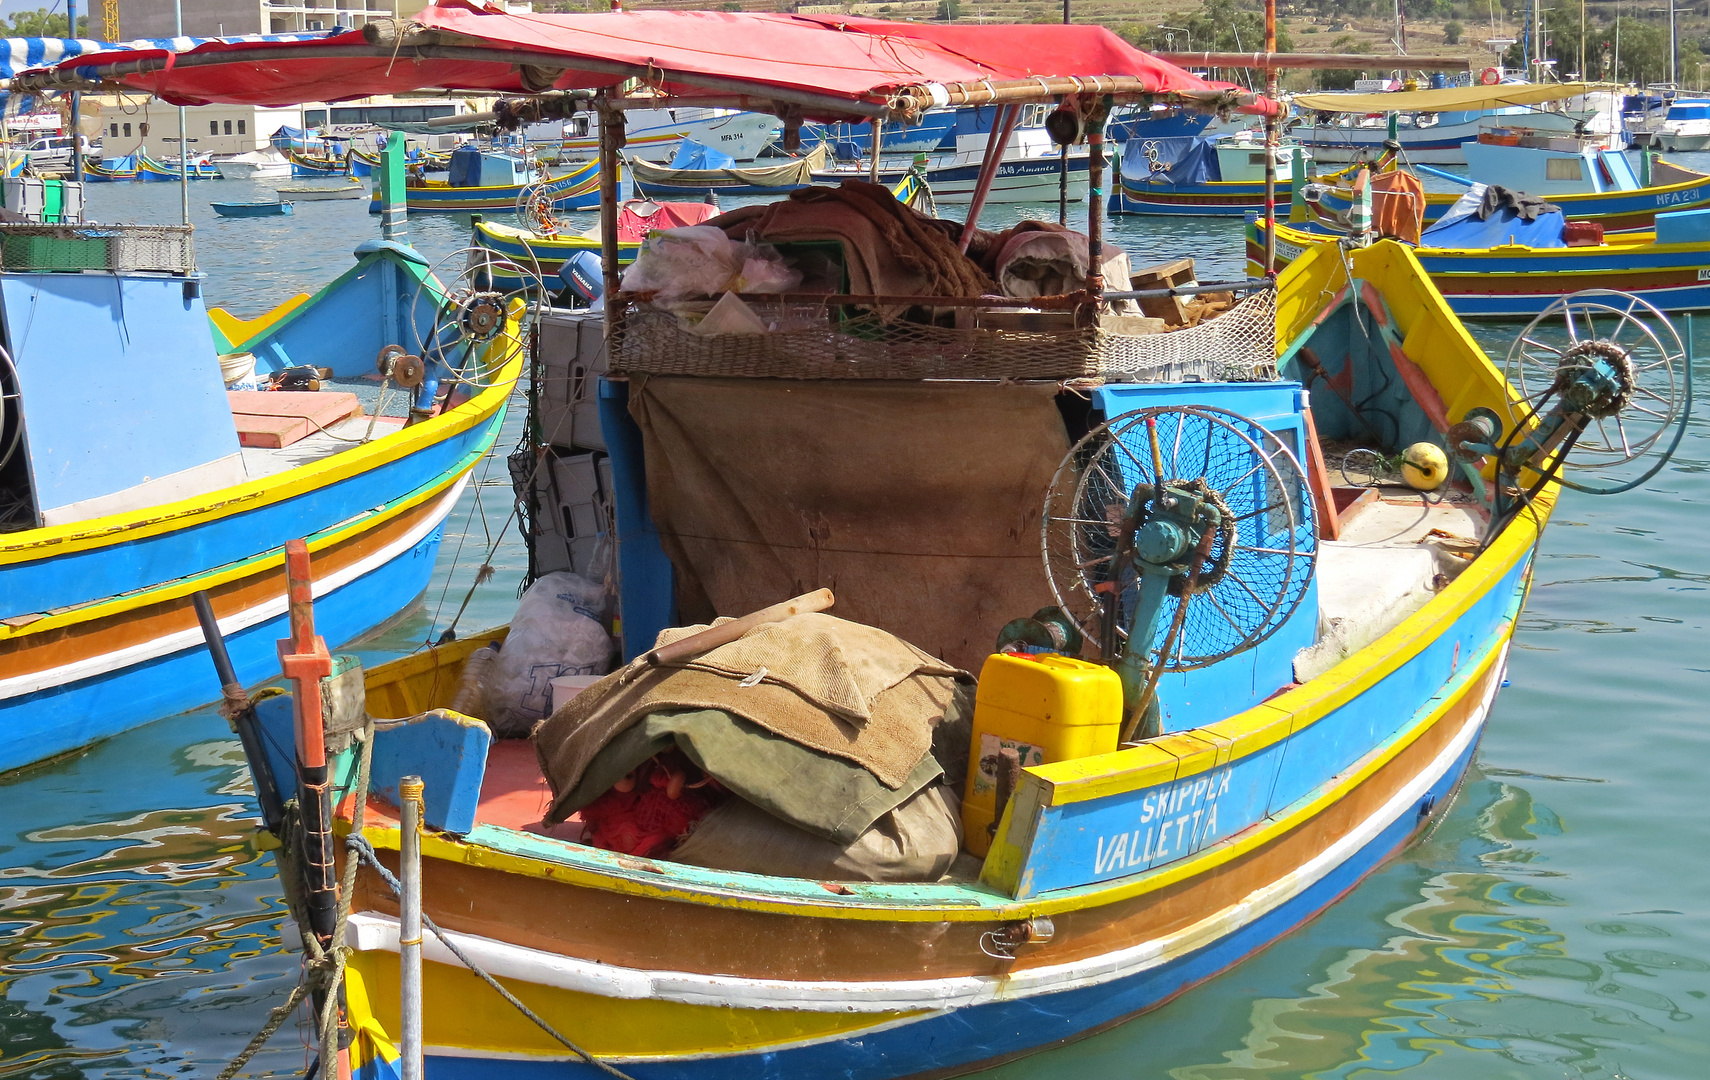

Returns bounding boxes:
[1263,0,1278,274]
[598,95,624,341]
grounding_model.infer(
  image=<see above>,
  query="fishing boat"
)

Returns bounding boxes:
[82,152,138,181]
[1631,97,1710,152]
[629,141,826,198]
[1249,205,1710,317]
[802,110,958,158]
[28,11,1688,1079]
[1110,132,1324,216]
[0,130,527,775]
[212,199,295,216]
[139,151,221,180]
[370,149,611,214]
[289,147,355,177]
[216,148,293,179]
[278,180,368,201]
[547,105,782,163]
[1290,81,1607,165]
[816,125,1090,204]
[1299,155,1710,236]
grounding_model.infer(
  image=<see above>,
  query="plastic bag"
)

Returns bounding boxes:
[733,246,801,294]
[485,571,614,737]
[619,226,747,300]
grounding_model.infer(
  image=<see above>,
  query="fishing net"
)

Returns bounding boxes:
[610,287,1278,383]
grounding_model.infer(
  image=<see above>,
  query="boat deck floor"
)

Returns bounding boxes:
[1300,485,1487,681]
[476,739,586,842]
[240,415,406,479]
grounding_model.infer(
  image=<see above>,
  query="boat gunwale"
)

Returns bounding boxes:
[0,277,524,567]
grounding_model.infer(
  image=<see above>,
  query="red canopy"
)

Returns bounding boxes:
[17,1,1272,118]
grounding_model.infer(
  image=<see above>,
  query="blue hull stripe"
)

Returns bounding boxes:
[0,406,502,617]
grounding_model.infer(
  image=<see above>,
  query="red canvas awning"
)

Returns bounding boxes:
[13,1,1274,118]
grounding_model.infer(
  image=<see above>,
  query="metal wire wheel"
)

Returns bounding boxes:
[1041,405,1318,670]
[408,245,548,385]
[1504,290,1685,471]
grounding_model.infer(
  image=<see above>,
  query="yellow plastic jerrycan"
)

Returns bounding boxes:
[962,652,1123,857]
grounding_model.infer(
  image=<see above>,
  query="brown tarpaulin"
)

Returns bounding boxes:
[627,376,1072,671]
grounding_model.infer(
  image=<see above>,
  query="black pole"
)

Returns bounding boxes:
[190,591,288,834]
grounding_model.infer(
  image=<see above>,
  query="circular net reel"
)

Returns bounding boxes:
[1042,405,1318,671]
[1504,290,1686,474]
[409,245,549,387]
[515,178,564,237]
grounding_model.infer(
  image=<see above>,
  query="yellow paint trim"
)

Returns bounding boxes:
[348,951,920,1059]
[0,329,522,566]
[208,292,311,347]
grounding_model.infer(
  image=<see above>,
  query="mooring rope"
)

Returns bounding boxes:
[218,725,376,1080]
[346,834,639,1080]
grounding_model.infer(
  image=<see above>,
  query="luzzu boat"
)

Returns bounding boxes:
[1110,132,1339,216]
[82,152,138,180]
[1249,210,1710,318]
[23,9,1685,1078]
[370,151,611,214]
[0,214,524,775]
[138,150,220,179]
[1299,154,1710,237]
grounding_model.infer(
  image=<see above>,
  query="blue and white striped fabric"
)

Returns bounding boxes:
[0,31,348,82]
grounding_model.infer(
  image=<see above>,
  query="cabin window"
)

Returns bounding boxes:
[109,123,118,137]
[1546,158,1584,182]
[224,121,233,135]
[1249,152,1266,166]
[123,123,131,138]
[238,120,246,135]
[209,121,219,135]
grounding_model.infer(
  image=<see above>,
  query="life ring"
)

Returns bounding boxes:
[1480,67,1501,86]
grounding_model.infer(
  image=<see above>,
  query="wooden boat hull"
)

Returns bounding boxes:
[1301,163,1710,235]
[368,159,609,214]
[816,153,1089,204]
[325,240,1550,1078]
[0,249,522,775]
[471,218,638,289]
[1249,216,1710,317]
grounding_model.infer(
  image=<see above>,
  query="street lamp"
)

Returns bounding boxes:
[1158,24,1192,52]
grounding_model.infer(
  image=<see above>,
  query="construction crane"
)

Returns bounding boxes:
[102,0,118,40]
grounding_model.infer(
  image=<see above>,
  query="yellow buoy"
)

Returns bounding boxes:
[1401,442,1449,490]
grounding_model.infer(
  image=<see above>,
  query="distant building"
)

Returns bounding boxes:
[121,0,528,39]
[89,94,485,157]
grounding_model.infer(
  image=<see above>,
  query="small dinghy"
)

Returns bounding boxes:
[210,200,295,217]
[276,181,367,201]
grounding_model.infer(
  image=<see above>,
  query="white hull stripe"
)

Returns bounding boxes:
[348,649,1502,1014]
[0,476,467,701]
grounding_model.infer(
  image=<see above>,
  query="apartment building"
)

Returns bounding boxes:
[122,0,526,38]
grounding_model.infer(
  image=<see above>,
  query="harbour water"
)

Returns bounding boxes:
[1,176,1707,1078]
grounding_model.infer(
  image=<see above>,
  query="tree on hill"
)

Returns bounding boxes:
[4,8,89,37]
[1443,20,1463,44]
[1130,0,1294,55]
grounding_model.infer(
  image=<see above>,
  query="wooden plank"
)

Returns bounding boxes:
[228,390,362,448]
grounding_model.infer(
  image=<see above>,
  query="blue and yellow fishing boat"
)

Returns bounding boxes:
[137,150,220,180]
[1249,211,1710,317]
[370,153,610,215]
[298,234,1663,1080]
[1111,133,1347,216]
[82,152,138,180]
[0,224,525,776]
[1298,157,1710,236]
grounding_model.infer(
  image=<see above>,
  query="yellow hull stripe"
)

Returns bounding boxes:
[348,952,922,1059]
